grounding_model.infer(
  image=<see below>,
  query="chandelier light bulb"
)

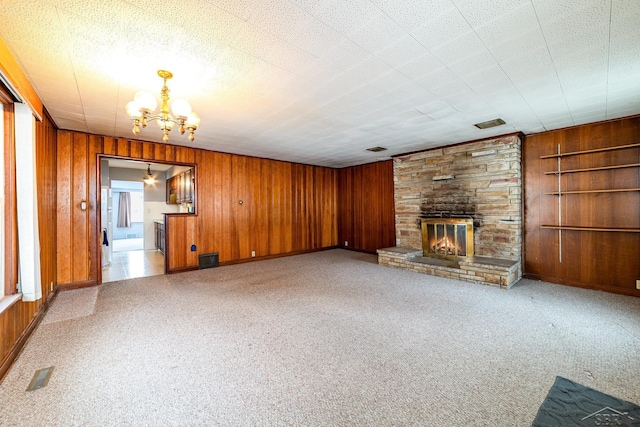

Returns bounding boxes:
[125,101,141,118]
[185,112,201,128]
[171,99,192,119]
[134,90,157,112]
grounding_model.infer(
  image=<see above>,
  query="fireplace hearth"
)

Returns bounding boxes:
[421,218,474,259]
[380,134,523,288]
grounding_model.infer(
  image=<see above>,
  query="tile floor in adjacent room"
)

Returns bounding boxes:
[102,250,165,283]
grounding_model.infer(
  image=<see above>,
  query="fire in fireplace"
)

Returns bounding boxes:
[421,218,474,259]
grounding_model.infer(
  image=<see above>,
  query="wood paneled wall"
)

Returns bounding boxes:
[338,160,396,253]
[1,111,57,378]
[36,112,58,297]
[523,116,640,296]
[56,132,338,284]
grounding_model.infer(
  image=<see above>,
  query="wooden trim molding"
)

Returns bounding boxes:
[57,280,98,291]
[0,37,42,120]
[3,103,18,297]
[217,246,339,267]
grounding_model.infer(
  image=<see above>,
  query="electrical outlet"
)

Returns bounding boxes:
[251,250,256,257]
[344,241,348,247]
[636,280,640,290]
[50,281,53,292]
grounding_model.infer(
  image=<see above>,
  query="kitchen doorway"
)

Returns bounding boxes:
[100,159,179,283]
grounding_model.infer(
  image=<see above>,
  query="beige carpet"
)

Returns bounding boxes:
[1,249,638,426]
[41,287,98,325]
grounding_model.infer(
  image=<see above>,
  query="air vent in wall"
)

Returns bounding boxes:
[198,253,219,269]
[366,146,387,152]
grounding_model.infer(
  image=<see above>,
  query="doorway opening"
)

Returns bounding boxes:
[112,180,144,252]
[100,159,180,283]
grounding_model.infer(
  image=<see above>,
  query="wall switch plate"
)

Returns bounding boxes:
[190,244,196,252]
[344,241,348,247]
[251,250,256,257]
[50,281,53,291]
[636,280,640,290]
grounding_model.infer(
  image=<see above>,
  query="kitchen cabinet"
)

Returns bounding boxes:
[166,175,178,204]
[154,221,165,254]
[166,168,194,204]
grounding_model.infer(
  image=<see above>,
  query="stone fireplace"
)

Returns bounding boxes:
[378,135,523,288]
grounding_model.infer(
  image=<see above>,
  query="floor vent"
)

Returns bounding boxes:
[26,366,54,391]
[199,253,219,269]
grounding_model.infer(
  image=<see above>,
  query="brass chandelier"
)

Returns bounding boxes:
[125,70,200,142]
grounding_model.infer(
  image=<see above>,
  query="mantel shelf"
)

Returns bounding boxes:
[544,188,640,195]
[540,142,640,159]
[544,163,640,175]
[541,225,640,233]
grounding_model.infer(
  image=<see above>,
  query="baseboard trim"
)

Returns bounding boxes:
[167,266,199,274]
[57,279,97,291]
[523,273,640,297]
[217,246,340,268]
[339,246,377,255]
[0,287,59,383]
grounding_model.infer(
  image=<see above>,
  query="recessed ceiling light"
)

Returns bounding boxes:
[366,146,387,152]
[474,118,506,129]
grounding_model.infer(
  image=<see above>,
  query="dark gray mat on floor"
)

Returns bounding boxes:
[532,377,640,426]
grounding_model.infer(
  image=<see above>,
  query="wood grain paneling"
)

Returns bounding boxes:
[55,132,339,281]
[338,161,396,253]
[36,112,58,297]
[523,116,640,296]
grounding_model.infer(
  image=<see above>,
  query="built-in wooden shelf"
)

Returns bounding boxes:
[544,163,640,175]
[540,142,640,159]
[544,188,640,195]
[541,225,640,233]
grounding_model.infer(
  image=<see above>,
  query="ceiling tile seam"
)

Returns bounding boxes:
[213,0,261,23]
[527,0,582,129]
[230,21,322,67]
[113,1,130,138]
[296,1,383,53]
[49,4,87,133]
[443,0,547,131]
[604,0,613,119]
[370,8,438,75]
[378,11,506,126]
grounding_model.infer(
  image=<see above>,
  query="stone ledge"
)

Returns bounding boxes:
[377,247,423,257]
[377,246,522,289]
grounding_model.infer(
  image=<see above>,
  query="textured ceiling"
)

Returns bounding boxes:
[0,0,638,167]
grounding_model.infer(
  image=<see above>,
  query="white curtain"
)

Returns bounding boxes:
[14,103,42,301]
[117,192,132,228]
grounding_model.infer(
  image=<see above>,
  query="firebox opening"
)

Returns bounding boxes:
[421,218,474,259]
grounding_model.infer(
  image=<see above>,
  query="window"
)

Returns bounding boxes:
[130,191,144,223]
